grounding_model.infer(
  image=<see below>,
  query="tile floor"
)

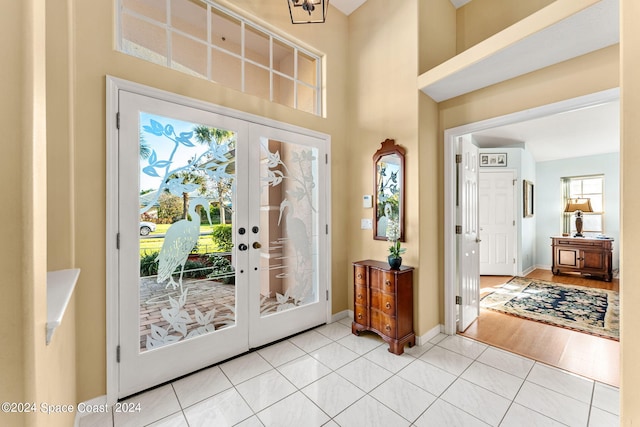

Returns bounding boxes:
[79,318,620,427]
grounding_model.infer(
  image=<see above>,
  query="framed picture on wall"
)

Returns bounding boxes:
[480,153,507,167]
[523,180,534,217]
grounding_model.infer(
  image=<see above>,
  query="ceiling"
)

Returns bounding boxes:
[330,0,472,16]
[471,100,620,162]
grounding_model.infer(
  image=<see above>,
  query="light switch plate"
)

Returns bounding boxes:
[362,195,373,208]
[361,218,372,230]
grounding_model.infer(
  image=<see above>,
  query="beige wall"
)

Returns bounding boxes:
[346,0,424,329]
[419,0,456,74]
[0,0,27,425]
[456,0,554,52]
[0,0,79,425]
[620,0,640,423]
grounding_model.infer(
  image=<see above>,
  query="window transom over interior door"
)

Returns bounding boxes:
[114,89,329,398]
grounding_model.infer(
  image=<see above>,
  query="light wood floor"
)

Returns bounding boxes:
[460,269,620,387]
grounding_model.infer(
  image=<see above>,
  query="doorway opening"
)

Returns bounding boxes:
[444,88,620,385]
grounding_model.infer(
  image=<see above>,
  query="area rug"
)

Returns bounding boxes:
[480,276,619,340]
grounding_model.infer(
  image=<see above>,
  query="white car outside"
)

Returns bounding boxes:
[140,221,156,236]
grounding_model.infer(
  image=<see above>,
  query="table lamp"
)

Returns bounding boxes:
[564,198,593,237]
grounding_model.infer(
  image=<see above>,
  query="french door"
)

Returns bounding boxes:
[116,90,328,398]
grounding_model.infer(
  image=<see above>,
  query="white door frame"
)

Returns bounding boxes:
[443,88,619,335]
[105,76,332,404]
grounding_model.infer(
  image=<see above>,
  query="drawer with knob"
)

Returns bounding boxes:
[354,266,367,285]
[370,289,396,316]
[371,309,396,336]
[354,285,368,306]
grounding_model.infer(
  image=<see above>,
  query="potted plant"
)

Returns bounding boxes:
[386,219,405,269]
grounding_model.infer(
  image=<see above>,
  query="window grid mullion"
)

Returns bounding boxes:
[293,49,299,110]
[207,3,212,81]
[269,36,274,103]
[166,0,172,68]
[241,21,245,94]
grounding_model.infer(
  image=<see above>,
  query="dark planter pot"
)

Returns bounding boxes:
[388,256,402,270]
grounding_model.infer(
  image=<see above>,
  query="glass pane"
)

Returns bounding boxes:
[138,113,237,352]
[298,51,317,86]
[171,33,207,78]
[582,215,603,232]
[582,178,603,194]
[273,40,294,77]
[588,195,603,212]
[245,25,270,67]
[211,8,241,55]
[569,180,582,196]
[297,83,317,115]
[259,139,319,316]
[122,0,166,23]
[273,74,295,108]
[245,63,270,100]
[121,14,168,66]
[171,0,207,40]
[212,50,241,92]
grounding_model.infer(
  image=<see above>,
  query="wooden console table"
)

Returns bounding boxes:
[352,260,415,355]
[551,236,613,282]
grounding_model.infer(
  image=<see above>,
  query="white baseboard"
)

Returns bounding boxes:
[330,310,351,323]
[74,395,108,427]
[416,324,444,346]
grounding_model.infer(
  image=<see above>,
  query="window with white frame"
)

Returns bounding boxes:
[117,0,322,115]
[562,175,605,234]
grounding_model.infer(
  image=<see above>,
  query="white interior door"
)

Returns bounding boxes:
[115,90,329,398]
[479,171,516,275]
[458,137,480,332]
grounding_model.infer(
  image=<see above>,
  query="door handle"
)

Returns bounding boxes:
[238,243,248,251]
[476,238,482,243]
[252,242,262,249]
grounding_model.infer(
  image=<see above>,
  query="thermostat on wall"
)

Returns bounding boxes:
[363,195,373,208]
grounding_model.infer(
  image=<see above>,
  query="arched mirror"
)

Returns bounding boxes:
[373,139,405,241]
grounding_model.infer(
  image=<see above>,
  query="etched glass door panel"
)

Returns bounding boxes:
[248,125,328,348]
[137,113,238,351]
[118,90,249,398]
[258,139,319,315]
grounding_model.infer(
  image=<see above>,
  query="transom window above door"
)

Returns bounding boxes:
[117,0,323,116]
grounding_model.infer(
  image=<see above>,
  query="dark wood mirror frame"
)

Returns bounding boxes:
[373,139,406,242]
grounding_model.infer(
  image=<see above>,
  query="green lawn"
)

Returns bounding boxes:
[139,224,220,256]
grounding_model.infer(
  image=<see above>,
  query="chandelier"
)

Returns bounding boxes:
[288,0,329,24]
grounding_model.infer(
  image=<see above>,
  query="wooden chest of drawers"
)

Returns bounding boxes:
[551,236,613,281]
[352,260,415,355]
